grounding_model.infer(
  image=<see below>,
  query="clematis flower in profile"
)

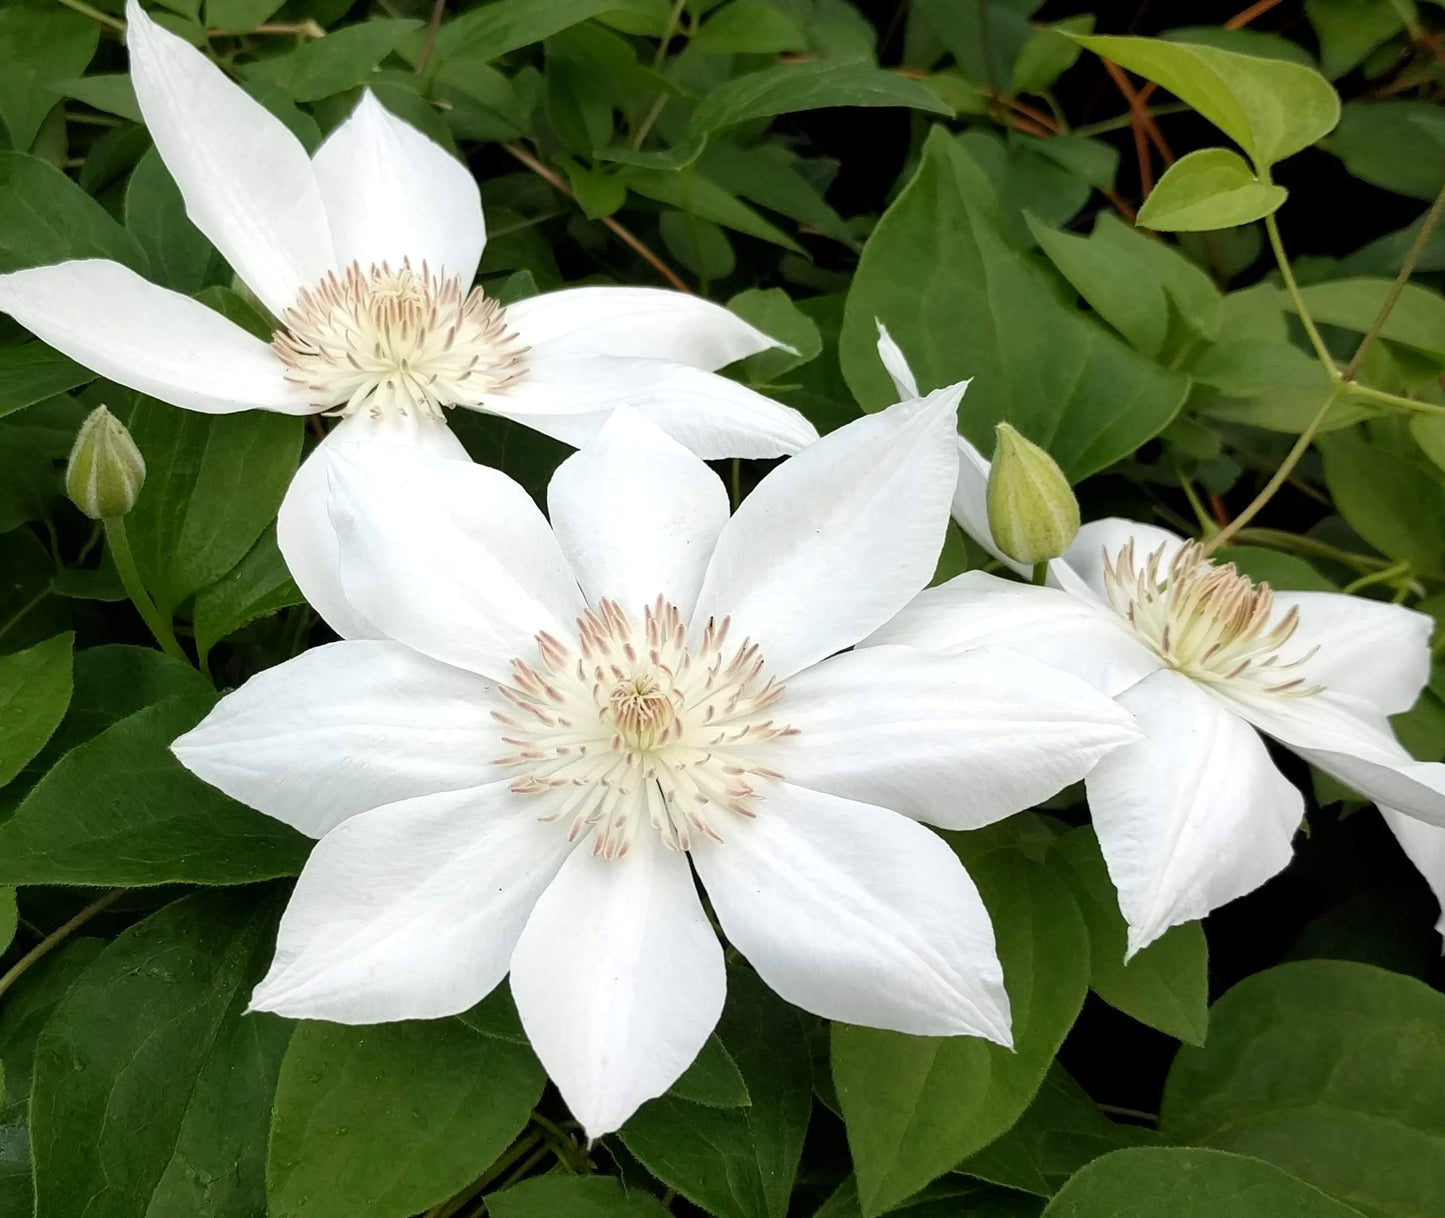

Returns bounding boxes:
[869,327,1445,953]
[0,1,816,637]
[171,396,1139,1137]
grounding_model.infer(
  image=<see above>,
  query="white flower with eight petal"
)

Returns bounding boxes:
[0,0,816,637]
[869,327,1445,952]
[172,395,1139,1137]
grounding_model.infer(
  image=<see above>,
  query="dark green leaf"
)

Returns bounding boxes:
[0,695,310,886]
[1321,420,1445,573]
[192,526,302,663]
[1162,960,1445,1218]
[1306,0,1406,78]
[0,632,71,789]
[432,0,624,65]
[0,152,146,273]
[691,1,808,54]
[620,167,804,252]
[126,148,221,295]
[0,344,92,421]
[668,1034,750,1107]
[0,8,97,151]
[243,20,422,103]
[1138,147,1288,231]
[489,1176,672,1218]
[1325,102,1445,201]
[52,74,142,123]
[267,1017,545,1218]
[31,889,292,1218]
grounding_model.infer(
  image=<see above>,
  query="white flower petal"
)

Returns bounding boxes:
[1382,808,1445,940]
[172,640,506,838]
[492,354,817,459]
[546,405,728,618]
[1219,685,1445,829]
[1085,668,1305,957]
[1272,591,1432,715]
[312,90,485,287]
[874,320,920,400]
[1065,517,1187,599]
[506,286,777,368]
[277,411,470,640]
[124,0,332,316]
[692,782,1011,1042]
[326,443,585,680]
[691,391,962,679]
[763,645,1139,829]
[510,829,725,1138]
[250,782,573,1022]
[866,570,1161,697]
[0,260,309,415]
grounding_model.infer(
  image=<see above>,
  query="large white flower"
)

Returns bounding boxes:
[0,1,816,636]
[172,396,1138,1137]
[870,328,1445,952]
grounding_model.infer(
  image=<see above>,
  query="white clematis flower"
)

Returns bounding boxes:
[0,1,816,637]
[870,329,1445,953]
[172,397,1139,1137]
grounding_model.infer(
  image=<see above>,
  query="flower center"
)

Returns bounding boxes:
[494,597,796,859]
[1102,540,1320,697]
[272,260,526,421]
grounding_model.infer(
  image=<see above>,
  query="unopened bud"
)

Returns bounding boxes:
[986,423,1079,565]
[66,406,146,519]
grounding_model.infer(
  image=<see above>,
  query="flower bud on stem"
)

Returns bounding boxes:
[987,423,1081,567]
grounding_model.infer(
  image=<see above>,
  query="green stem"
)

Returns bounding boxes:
[1203,382,1348,555]
[1264,209,1337,374]
[1031,561,1048,586]
[1343,382,1445,416]
[0,888,127,1003]
[730,458,742,510]
[104,517,188,664]
[0,586,51,645]
[1176,473,1217,537]
[627,0,687,149]
[1229,527,1396,574]
[1072,102,1191,137]
[57,0,125,30]
[1341,559,1413,596]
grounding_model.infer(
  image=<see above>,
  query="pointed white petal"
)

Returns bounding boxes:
[1272,591,1432,715]
[172,640,506,838]
[1382,808,1445,940]
[510,829,724,1139]
[277,411,469,640]
[692,782,1011,1042]
[691,392,962,679]
[874,320,920,400]
[1085,668,1305,956]
[1219,685,1445,829]
[250,782,573,1022]
[0,260,308,414]
[762,645,1139,829]
[866,570,1161,697]
[326,444,585,680]
[547,406,728,619]
[506,286,777,368]
[124,0,332,316]
[313,90,485,286]
[492,354,817,459]
[1064,517,1187,599]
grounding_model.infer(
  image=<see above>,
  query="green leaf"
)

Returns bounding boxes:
[0,7,97,151]
[669,1034,751,1107]
[31,889,292,1218]
[205,0,285,33]
[0,695,310,886]
[619,968,811,1218]
[0,343,92,420]
[1325,102,1445,201]
[692,0,807,53]
[1071,34,1340,167]
[124,398,303,616]
[841,128,1187,481]
[1011,16,1093,97]
[0,887,14,955]
[1306,0,1407,78]
[833,836,1090,1216]
[192,526,302,663]
[1138,147,1288,231]
[1214,546,1337,592]
[1051,827,1209,1046]
[960,1065,1161,1196]
[1321,420,1445,573]
[689,59,952,139]
[1040,1147,1368,1217]
[0,152,146,273]
[490,1176,673,1218]
[432,0,625,65]
[619,166,804,253]
[267,1018,545,1218]
[1293,278,1445,364]
[126,148,221,295]
[243,19,422,102]
[0,632,71,788]
[1161,959,1445,1218]
[727,287,822,384]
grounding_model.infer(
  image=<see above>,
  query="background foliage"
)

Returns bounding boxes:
[0,0,1443,1215]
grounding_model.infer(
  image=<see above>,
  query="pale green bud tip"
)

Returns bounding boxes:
[986,422,1080,565]
[66,406,146,520]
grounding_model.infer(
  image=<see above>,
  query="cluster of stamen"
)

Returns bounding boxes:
[272,260,526,420]
[1102,540,1321,697]
[493,597,797,859]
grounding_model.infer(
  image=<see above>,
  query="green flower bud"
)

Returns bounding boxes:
[986,422,1080,565]
[66,406,146,520]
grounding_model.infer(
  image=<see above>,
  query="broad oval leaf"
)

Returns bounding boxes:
[1138,148,1288,231]
[490,1176,673,1217]
[0,631,71,789]
[1071,34,1340,167]
[0,152,146,273]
